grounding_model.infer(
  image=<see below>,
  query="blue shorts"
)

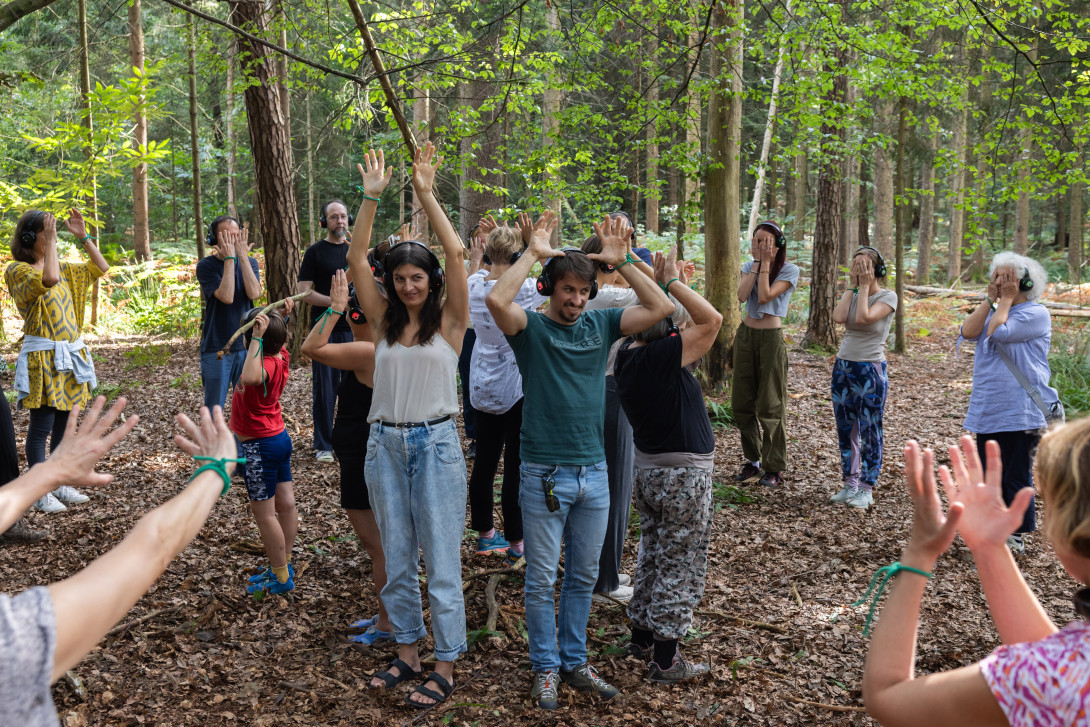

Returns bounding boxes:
[237,430,292,501]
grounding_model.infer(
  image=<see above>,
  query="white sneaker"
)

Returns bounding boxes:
[618,574,632,587]
[593,585,634,604]
[35,493,67,513]
[315,450,335,463]
[829,483,858,504]
[53,486,89,504]
[846,488,874,510]
[1007,534,1026,556]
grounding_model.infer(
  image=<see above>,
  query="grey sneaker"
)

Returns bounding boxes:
[1007,534,1026,556]
[559,663,618,700]
[530,670,559,710]
[315,450,335,463]
[625,641,652,660]
[846,487,874,510]
[592,584,633,604]
[647,652,710,684]
[0,518,48,544]
[35,493,66,513]
[53,486,89,504]
[829,483,858,504]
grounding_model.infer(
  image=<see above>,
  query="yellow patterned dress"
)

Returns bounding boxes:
[5,260,105,411]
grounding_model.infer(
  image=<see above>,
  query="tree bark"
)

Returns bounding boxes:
[947,88,968,284]
[857,159,870,249]
[0,0,57,33]
[644,32,660,235]
[459,73,505,240]
[413,79,431,240]
[704,0,742,388]
[893,98,907,354]
[231,0,301,303]
[1014,36,1038,255]
[873,98,895,260]
[542,2,562,245]
[129,0,150,263]
[1070,152,1085,284]
[802,40,846,350]
[305,93,316,244]
[226,41,237,218]
[792,151,806,242]
[746,1,790,239]
[916,129,936,284]
[78,0,99,324]
[187,1,204,260]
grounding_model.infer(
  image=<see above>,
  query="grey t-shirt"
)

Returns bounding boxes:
[0,586,59,727]
[742,261,800,319]
[837,289,898,362]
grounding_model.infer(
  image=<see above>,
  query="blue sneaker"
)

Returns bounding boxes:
[348,625,394,645]
[476,531,510,555]
[349,614,379,629]
[247,574,295,595]
[247,563,294,585]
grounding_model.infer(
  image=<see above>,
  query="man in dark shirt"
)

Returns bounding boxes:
[298,200,352,463]
[195,215,262,411]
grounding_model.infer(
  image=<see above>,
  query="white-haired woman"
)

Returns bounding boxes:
[959,251,1057,555]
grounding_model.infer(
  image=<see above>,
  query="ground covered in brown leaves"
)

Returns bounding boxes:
[0,295,1081,727]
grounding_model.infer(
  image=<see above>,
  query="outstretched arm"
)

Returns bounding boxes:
[411,142,470,344]
[862,442,1007,727]
[301,270,376,382]
[348,149,394,331]
[62,209,108,275]
[587,216,671,335]
[0,397,138,534]
[231,229,262,301]
[48,404,238,682]
[486,212,560,336]
[654,247,722,366]
[239,314,270,387]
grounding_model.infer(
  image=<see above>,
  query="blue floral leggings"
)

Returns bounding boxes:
[830,359,888,488]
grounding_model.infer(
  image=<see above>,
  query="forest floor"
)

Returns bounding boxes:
[0,291,1083,727]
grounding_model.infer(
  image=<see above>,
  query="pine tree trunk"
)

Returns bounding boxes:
[79,0,99,324]
[413,79,431,241]
[916,130,936,284]
[843,154,859,267]
[1056,188,1068,250]
[792,151,806,242]
[459,73,504,240]
[873,98,895,260]
[231,0,301,303]
[187,1,204,260]
[645,32,660,235]
[802,43,846,350]
[128,0,150,262]
[1070,151,1084,284]
[305,94,316,244]
[858,159,870,249]
[543,2,562,244]
[947,91,968,284]
[1014,37,1038,255]
[893,99,907,354]
[226,44,237,218]
[704,0,742,388]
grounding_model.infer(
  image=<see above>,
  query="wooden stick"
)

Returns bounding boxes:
[106,606,182,637]
[485,574,503,633]
[784,695,867,713]
[695,609,789,634]
[216,290,313,359]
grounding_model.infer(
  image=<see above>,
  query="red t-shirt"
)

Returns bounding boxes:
[230,350,289,439]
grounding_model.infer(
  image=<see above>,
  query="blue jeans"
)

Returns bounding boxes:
[519,461,609,672]
[365,419,468,661]
[200,350,246,412]
[312,330,352,451]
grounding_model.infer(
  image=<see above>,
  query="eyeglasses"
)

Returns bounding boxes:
[542,473,559,513]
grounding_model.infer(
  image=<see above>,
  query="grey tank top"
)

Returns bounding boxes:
[368,335,460,423]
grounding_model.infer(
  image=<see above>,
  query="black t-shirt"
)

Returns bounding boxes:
[196,255,261,353]
[614,334,714,455]
[298,239,350,332]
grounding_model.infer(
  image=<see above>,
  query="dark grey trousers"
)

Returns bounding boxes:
[594,375,634,593]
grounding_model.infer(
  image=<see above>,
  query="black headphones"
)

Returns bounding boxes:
[368,248,385,278]
[854,246,887,278]
[383,240,444,295]
[754,221,786,250]
[319,200,354,229]
[536,249,599,299]
[509,242,528,265]
[665,316,680,337]
[1019,267,1034,291]
[206,214,240,249]
[346,282,366,324]
[19,211,44,246]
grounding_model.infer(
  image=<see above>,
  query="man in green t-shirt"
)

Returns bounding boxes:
[486,212,673,711]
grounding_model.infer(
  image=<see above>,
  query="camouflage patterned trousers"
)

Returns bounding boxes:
[626,465,714,640]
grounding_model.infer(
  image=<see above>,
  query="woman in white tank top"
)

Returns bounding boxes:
[347,144,470,709]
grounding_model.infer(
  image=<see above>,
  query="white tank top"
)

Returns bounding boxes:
[368,335,460,423]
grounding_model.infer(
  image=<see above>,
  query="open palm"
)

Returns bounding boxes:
[939,436,1034,551]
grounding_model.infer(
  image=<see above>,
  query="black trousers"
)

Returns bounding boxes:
[0,381,18,486]
[976,429,1039,534]
[468,398,523,542]
[27,406,69,468]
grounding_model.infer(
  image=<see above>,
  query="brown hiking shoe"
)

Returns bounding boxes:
[733,463,763,484]
[0,518,48,544]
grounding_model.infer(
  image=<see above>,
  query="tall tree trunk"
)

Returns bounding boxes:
[1014,36,1038,255]
[916,128,936,284]
[802,42,846,349]
[459,73,504,240]
[746,2,790,238]
[305,92,316,244]
[541,2,562,244]
[792,151,806,242]
[1070,151,1085,284]
[843,155,859,267]
[1054,190,1067,250]
[187,1,204,260]
[413,78,431,241]
[128,0,150,263]
[704,0,742,388]
[231,0,301,303]
[684,27,702,238]
[858,159,870,248]
[79,0,99,324]
[873,98,895,259]
[947,91,968,284]
[893,99,908,354]
[644,33,660,235]
[226,43,237,217]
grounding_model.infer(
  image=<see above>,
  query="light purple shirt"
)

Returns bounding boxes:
[962,301,1057,433]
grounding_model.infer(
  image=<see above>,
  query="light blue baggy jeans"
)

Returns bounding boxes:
[365,418,468,661]
[519,461,609,672]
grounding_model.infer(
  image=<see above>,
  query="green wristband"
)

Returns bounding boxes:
[852,561,933,635]
[355,185,380,203]
[666,278,680,289]
[615,258,632,270]
[191,456,246,497]
[224,256,237,263]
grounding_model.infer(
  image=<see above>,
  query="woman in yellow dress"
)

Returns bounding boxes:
[6,209,109,512]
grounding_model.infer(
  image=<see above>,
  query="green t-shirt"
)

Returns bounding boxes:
[506,308,625,465]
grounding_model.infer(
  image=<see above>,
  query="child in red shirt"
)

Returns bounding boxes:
[230,305,297,595]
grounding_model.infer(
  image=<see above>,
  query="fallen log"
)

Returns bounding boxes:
[905,285,1090,316]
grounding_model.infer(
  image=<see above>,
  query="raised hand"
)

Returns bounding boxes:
[411,142,441,197]
[174,405,238,471]
[938,436,1033,553]
[997,268,1019,301]
[987,272,1000,302]
[527,210,562,261]
[589,215,631,267]
[857,257,875,287]
[760,238,776,265]
[233,228,253,258]
[62,208,88,240]
[47,396,140,488]
[653,251,667,285]
[664,245,678,280]
[283,296,295,318]
[903,440,963,563]
[677,259,695,286]
[518,212,534,244]
[478,214,499,241]
[42,212,57,247]
[252,313,269,338]
[357,148,393,199]
[470,234,486,266]
[329,269,350,312]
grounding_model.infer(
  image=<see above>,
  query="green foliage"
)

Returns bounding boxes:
[98,262,201,337]
[1050,329,1090,416]
[713,482,758,513]
[706,399,734,428]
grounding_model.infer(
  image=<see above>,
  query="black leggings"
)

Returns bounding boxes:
[27,406,70,468]
[467,398,524,542]
[976,430,1039,534]
[0,382,18,486]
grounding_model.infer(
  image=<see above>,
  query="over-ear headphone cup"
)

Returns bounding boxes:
[589,280,598,300]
